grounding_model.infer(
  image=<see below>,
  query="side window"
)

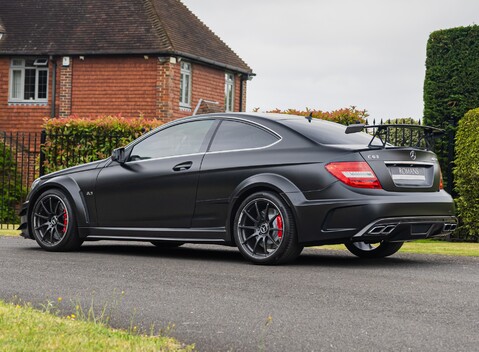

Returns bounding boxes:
[209,120,279,152]
[129,120,214,161]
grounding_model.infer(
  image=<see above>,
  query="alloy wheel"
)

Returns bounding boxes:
[32,194,69,247]
[352,242,381,251]
[237,198,284,259]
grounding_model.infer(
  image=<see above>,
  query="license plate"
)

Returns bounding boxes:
[389,166,426,183]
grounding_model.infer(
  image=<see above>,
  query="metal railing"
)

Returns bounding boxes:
[0,130,132,229]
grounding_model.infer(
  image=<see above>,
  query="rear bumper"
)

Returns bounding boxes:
[287,184,456,245]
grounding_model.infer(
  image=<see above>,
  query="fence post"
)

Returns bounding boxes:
[39,130,46,176]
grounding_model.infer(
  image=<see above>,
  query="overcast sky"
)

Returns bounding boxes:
[182,0,479,121]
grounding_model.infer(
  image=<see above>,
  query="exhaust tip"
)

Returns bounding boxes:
[443,223,457,232]
[367,224,398,236]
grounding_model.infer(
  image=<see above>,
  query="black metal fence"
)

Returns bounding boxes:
[1,132,42,229]
[0,130,131,229]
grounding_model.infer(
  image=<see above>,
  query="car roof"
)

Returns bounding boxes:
[189,112,373,146]
[188,112,339,126]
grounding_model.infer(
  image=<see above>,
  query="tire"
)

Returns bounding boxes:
[30,189,83,251]
[151,241,183,248]
[233,191,303,265]
[345,241,404,259]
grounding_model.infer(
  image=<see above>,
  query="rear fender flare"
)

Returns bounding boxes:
[226,173,304,243]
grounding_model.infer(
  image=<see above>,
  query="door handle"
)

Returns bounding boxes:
[173,161,193,172]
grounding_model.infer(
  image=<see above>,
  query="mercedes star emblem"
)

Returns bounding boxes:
[410,150,417,160]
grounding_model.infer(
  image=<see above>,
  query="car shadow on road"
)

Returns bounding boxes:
[296,249,436,268]
[45,242,441,268]
[76,242,248,264]
[20,239,446,268]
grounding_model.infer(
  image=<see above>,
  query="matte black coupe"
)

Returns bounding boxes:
[20,113,457,264]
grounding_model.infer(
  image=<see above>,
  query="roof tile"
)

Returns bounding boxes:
[0,0,251,73]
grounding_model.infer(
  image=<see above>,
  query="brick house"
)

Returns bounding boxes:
[0,0,253,132]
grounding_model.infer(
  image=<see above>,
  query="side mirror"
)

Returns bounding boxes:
[111,147,126,164]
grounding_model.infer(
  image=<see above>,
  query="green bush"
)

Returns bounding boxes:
[454,108,479,241]
[424,25,479,185]
[0,141,25,224]
[258,106,368,125]
[42,115,163,173]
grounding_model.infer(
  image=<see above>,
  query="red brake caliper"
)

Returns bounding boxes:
[62,209,68,234]
[276,215,283,238]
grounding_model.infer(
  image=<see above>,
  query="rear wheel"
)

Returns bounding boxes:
[345,241,403,258]
[233,191,303,265]
[30,189,83,251]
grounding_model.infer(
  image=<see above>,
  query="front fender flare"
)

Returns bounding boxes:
[28,176,90,232]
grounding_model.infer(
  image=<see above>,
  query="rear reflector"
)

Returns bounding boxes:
[325,162,382,189]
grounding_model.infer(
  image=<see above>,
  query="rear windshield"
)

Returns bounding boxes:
[282,119,373,145]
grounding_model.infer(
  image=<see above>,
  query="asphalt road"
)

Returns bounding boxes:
[1,236,478,352]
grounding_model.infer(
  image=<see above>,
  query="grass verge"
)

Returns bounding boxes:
[318,239,479,257]
[0,300,193,351]
[0,228,20,237]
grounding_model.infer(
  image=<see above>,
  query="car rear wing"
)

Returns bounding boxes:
[345,124,444,151]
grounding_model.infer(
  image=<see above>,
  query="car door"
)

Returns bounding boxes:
[95,119,216,230]
[193,119,281,229]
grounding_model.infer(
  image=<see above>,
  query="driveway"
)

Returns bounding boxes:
[0,236,478,351]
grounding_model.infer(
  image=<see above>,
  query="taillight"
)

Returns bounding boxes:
[325,162,382,189]
[439,169,444,190]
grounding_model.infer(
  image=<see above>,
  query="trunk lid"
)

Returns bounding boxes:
[359,148,441,192]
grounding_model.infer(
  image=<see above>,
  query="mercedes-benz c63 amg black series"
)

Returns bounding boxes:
[19,113,457,264]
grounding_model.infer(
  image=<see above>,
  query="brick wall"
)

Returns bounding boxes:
[156,59,175,123]
[59,59,73,117]
[71,56,158,118]
[0,55,249,132]
[167,60,244,121]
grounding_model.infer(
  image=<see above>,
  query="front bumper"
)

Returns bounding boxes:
[18,201,32,239]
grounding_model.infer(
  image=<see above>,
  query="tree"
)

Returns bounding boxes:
[424,25,479,191]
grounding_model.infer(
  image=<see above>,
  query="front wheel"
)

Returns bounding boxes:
[345,241,404,259]
[233,191,303,265]
[30,189,83,251]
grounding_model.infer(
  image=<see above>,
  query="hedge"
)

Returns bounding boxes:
[424,25,479,185]
[0,141,25,223]
[262,106,368,125]
[454,108,479,241]
[41,109,367,174]
[42,116,163,174]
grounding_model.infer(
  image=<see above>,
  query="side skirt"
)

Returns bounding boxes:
[79,226,227,244]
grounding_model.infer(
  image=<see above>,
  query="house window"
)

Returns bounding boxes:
[180,61,192,107]
[225,73,234,112]
[9,58,49,103]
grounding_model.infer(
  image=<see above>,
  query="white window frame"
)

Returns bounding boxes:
[225,72,235,112]
[179,61,192,108]
[9,58,49,103]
